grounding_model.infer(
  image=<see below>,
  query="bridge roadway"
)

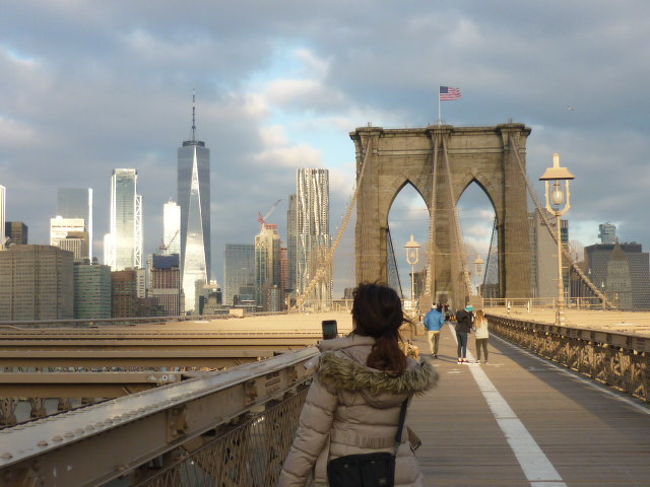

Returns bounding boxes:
[409,321,650,486]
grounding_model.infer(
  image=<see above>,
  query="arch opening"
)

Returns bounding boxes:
[387,182,430,308]
[456,181,500,298]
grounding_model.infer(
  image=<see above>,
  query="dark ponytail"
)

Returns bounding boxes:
[352,283,407,376]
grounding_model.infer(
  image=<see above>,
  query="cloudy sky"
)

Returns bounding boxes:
[1,1,649,295]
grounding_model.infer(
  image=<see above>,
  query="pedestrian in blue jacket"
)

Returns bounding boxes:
[424,304,446,358]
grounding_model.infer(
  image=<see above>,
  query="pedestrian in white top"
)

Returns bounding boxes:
[474,309,489,363]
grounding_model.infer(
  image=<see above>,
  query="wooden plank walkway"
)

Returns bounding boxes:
[409,325,650,486]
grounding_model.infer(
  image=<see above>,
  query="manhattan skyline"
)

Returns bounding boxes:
[1,1,649,293]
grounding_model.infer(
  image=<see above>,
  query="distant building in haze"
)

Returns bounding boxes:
[296,169,331,308]
[224,244,255,306]
[0,245,74,320]
[74,261,111,319]
[57,188,93,260]
[584,241,650,310]
[5,222,28,245]
[163,200,181,255]
[104,169,142,271]
[598,223,617,245]
[255,224,281,310]
[178,96,211,313]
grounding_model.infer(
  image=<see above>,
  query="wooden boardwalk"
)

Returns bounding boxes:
[409,325,650,486]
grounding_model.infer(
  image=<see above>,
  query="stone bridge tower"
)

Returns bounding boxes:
[351,123,532,307]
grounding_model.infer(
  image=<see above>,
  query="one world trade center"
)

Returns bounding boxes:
[178,95,210,313]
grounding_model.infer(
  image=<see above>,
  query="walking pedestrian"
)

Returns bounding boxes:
[455,305,474,364]
[278,283,438,487]
[474,309,489,363]
[423,304,445,358]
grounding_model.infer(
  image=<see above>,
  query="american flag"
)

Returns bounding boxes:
[440,86,462,101]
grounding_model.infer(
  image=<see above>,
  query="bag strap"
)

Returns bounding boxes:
[393,397,409,451]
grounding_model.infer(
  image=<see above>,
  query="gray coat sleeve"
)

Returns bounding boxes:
[277,374,338,487]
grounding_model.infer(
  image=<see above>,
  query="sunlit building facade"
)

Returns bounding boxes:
[296,169,332,308]
[163,200,181,255]
[105,169,142,271]
[255,224,281,309]
[57,188,93,260]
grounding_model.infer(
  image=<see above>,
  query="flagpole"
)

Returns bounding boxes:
[438,87,441,124]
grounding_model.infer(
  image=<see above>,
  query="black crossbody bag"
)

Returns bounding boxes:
[327,398,409,487]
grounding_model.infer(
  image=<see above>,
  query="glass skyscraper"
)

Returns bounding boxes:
[105,169,142,271]
[57,188,93,259]
[296,168,332,308]
[224,244,255,306]
[178,101,210,313]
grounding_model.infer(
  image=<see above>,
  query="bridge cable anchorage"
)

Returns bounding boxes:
[509,137,614,309]
[294,137,374,311]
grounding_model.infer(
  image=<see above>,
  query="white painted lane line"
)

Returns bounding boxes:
[450,327,567,486]
[492,334,650,417]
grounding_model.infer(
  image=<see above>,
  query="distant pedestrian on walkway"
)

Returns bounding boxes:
[474,309,489,363]
[424,304,446,358]
[455,305,474,364]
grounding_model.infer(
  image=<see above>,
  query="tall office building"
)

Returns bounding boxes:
[74,261,111,319]
[0,245,74,320]
[5,222,28,245]
[296,169,332,308]
[224,244,255,306]
[598,223,617,245]
[0,185,5,247]
[178,96,211,312]
[255,225,281,309]
[105,169,142,271]
[287,194,297,293]
[163,200,181,255]
[57,188,93,259]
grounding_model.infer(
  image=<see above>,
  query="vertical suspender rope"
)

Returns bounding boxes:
[441,136,473,300]
[426,133,439,298]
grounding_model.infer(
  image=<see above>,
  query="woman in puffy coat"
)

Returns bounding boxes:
[278,283,438,487]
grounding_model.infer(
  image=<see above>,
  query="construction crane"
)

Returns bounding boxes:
[257,199,282,228]
[159,230,179,253]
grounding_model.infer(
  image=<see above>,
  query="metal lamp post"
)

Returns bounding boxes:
[404,234,421,304]
[540,153,575,326]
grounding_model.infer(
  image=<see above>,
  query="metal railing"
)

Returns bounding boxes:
[0,348,317,487]
[488,314,650,403]
[483,296,606,311]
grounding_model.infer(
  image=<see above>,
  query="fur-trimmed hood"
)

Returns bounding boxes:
[316,334,438,407]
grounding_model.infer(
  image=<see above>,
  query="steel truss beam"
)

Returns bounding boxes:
[0,347,318,487]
